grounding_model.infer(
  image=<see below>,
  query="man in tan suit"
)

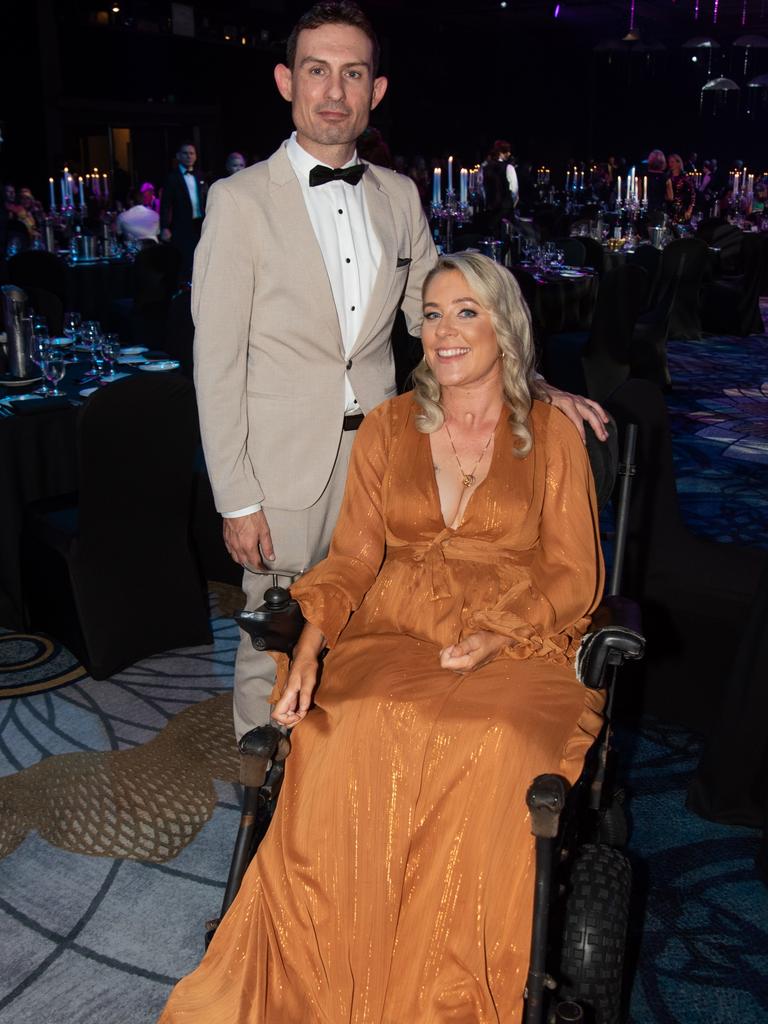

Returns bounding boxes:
[194,2,608,740]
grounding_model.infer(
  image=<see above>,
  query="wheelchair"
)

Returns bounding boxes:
[209,423,645,1024]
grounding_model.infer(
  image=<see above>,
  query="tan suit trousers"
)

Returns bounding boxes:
[233,429,356,741]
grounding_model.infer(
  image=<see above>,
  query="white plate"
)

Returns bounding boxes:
[117,354,148,364]
[120,346,148,355]
[1,376,43,388]
[79,387,98,398]
[139,360,180,372]
[560,269,585,278]
[50,336,73,347]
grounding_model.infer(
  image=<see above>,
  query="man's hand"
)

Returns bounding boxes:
[540,383,610,443]
[223,510,275,569]
[160,228,172,242]
[439,630,508,673]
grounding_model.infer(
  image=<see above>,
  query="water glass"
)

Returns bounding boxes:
[63,311,81,344]
[81,321,103,379]
[43,356,66,397]
[100,334,121,381]
[28,331,53,394]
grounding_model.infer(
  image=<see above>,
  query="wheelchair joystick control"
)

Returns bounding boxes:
[264,586,291,612]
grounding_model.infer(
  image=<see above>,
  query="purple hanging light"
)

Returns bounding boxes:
[629,0,636,30]
[694,0,700,20]
[742,0,748,25]
[713,0,720,23]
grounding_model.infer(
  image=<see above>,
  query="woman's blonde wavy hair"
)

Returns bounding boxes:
[412,252,543,457]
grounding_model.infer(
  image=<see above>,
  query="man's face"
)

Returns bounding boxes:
[177,145,197,170]
[226,153,246,175]
[140,189,155,207]
[274,23,387,158]
[4,184,15,203]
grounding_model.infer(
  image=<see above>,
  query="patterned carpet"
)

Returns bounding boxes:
[0,336,767,1023]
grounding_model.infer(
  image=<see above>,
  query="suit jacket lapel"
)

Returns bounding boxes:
[267,147,342,353]
[351,166,398,356]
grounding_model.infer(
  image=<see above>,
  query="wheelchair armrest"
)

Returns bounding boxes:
[575,595,645,690]
[237,724,291,789]
[234,586,305,656]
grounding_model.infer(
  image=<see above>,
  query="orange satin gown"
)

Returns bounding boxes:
[159,394,605,1024]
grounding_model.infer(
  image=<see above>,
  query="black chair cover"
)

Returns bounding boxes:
[627,245,662,301]
[578,237,604,274]
[164,287,195,378]
[8,251,68,308]
[544,265,647,400]
[22,373,211,678]
[701,232,764,337]
[651,238,709,340]
[581,265,648,403]
[552,237,587,268]
[605,379,768,732]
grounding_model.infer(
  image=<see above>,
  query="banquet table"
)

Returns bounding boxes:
[510,264,598,337]
[0,352,175,629]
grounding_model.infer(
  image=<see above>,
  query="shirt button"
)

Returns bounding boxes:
[345,257,351,263]
[346,359,352,370]
[338,209,343,214]
[351,305,356,311]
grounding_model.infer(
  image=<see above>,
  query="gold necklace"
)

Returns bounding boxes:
[444,420,495,488]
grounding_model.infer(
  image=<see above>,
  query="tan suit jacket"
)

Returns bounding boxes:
[192,144,437,513]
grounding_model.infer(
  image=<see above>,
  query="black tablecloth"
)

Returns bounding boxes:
[0,358,151,628]
[512,265,598,335]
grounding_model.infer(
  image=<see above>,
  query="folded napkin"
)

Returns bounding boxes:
[10,397,73,416]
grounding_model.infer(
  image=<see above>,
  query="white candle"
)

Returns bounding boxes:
[617,176,622,202]
[102,173,109,198]
[460,168,468,205]
[579,171,584,190]
[565,171,570,191]
[643,176,648,203]
[48,177,55,209]
[92,168,100,198]
[432,167,442,206]
[447,155,454,194]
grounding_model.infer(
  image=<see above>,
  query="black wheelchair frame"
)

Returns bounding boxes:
[212,424,644,1024]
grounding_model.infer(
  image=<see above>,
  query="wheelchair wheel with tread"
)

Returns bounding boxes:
[558,843,631,1024]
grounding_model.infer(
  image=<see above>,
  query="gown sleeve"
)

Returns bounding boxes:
[288,403,392,648]
[468,408,605,661]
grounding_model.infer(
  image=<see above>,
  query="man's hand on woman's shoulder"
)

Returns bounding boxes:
[537,382,610,444]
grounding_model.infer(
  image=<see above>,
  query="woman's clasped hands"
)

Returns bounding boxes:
[439,630,508,672]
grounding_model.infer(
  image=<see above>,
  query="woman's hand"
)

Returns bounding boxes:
[439,631,509,673]
[271,622,326,728]
[271,654,319,727]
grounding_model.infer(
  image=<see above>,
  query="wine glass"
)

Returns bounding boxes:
[81,320,103,380]
[63,311,81,348]
[28,329,53,395]
[43,356,66,397]
[100,334,121,381]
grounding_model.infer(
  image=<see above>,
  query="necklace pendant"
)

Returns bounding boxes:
[462,473,475,488]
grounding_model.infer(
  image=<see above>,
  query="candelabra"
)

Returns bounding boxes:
[430,190,472,254]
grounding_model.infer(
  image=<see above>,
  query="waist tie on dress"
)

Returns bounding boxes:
[387,532,514,602]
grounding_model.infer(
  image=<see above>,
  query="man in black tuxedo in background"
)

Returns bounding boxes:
[160,141,206,278]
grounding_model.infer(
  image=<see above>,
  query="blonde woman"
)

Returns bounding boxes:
[160,253,605,1024]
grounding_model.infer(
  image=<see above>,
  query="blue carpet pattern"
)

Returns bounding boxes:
[0,337,767,1022]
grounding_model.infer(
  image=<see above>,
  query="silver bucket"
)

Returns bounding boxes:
[1,285,34,378]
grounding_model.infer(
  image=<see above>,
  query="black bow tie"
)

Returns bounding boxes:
[309,164,365,188]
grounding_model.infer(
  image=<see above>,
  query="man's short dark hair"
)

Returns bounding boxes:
[286,2,380,75]
[177,141,196,152]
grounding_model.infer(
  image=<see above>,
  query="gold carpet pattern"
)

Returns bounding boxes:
[0,693,239,863]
